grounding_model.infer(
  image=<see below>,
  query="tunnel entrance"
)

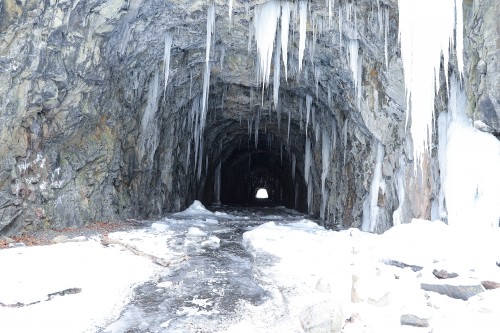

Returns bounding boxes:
[201,129,308,212]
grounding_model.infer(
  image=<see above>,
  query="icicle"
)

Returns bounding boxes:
[139,70,160,162]
[281,2,292,80]
[189,70,193,98]
[298,0,307,72]
[273,28,282,109]
[384,7,389,69]
[186,139,191,171]
[305,94,312,136]
[348,39,362,109]
[228,0,233,23]
[320,127,331,219]
[214,160,221,204]
[361,142,384,232]
[254,0,281,88]
[398,0,464,167]
[377,0,382,34]
[327,86,332,108]
[338,5,343,47]
[163,33,173,96]
[314,66,321,99]
[292,153,296,182]
[328,0,334,28]
[305,136,311,185]
[202,3,215,113]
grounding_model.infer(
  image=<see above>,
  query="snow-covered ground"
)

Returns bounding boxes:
[1,201,499,332]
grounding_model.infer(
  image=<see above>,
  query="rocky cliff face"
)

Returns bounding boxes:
[0,0,498,235]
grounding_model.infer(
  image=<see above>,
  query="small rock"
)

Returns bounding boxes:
[432,269,459,279]
[384,259,423,272]
[481,281,500,290]
[51,235,68,244]
[421,281,485,300]
[299,300,343,333]
[400,314,430,327]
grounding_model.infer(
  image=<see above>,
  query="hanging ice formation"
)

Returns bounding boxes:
[253,0,281,90]
[298,0,307,71]
[139,70,160,162]
[228,0,233,23]
[383,7,389,69]
[273,29,282,109]
[281,2,292,79]
[398,0,464,169]
[362,142,384,232]
[163,33,173,96]
[291,153,296,182]
[320,127,331,219]
[348,39,362,108]
[305,94,312,136]
[194,3,215,180]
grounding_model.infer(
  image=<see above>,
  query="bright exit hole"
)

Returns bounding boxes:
[255,188,269,199]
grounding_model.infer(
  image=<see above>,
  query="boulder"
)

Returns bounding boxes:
[432,269,459,279]
[421,280,485,300]
[51,235,69,244]
[299,300,343,333]
[400,314,430,327]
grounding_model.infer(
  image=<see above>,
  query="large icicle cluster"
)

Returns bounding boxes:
[398,0,464,167]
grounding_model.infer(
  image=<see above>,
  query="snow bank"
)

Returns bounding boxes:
[239,218,500,332]
[0,235,161,333]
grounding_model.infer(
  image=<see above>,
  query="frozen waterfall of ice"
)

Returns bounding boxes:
[398,0,464,168]
[362,142,384,232]
[441,78,500,228]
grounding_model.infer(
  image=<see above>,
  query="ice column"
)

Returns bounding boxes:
[163,33,173,95]
[362,142,384,232]
[298,0,307,71]
[281,2,292,80]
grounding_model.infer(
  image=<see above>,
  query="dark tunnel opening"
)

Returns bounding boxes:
[201,131,308,212]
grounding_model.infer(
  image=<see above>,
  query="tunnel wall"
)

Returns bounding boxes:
[0,0,498,235]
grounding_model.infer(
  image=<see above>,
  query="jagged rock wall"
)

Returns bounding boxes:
[0,0,498,235]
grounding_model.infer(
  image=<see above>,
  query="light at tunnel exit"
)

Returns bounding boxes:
[255,188,269,199]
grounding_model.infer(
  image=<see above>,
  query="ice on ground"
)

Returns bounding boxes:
[174,200,214,216]
[0,235,161,333]
[238,217,500,332]
[187,227,207,236]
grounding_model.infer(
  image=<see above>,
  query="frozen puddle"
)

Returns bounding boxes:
[101,203,297,333]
